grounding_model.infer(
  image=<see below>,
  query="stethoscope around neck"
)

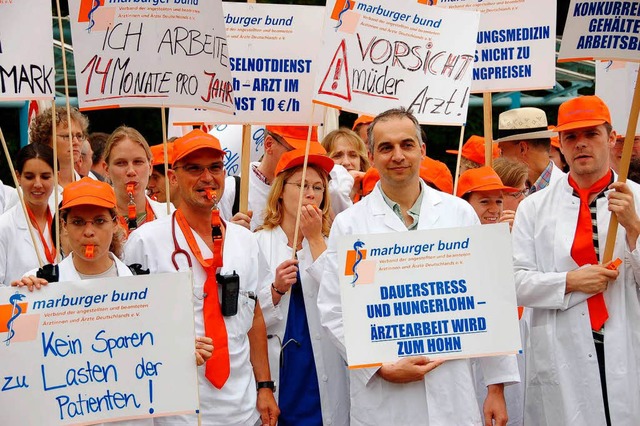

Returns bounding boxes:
[171,211,192,270]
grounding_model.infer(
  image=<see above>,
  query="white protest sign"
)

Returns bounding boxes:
[559,0,640,62]
[171,3,324,125]
[596,60,640,135]
[433,0,556,93]
[68,0,234,111]
[0,272,198,425]
[313,0,480,125]
[0,0,55,100]
[207,124,265,176]
[338,223,520,368]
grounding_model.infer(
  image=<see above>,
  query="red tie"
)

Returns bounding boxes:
[175,210,229,388]
[568,171,612,331]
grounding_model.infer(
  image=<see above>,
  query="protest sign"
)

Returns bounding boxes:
[68,0,234,111]
[433,0,556,93]
[596,60,640,135]
[171,2,324,125]
[0,272,198,425]
[207,124,265,176]
[338,223,520,368]
[0,0,55,101]
[559,0,640,62]
[312,0,479,125]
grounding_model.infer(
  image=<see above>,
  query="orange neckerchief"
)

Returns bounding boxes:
[27,206,56,263]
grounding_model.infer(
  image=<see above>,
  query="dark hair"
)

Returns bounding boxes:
[15,143,56,173]
[367,107,423,153]
[88,132,109,165]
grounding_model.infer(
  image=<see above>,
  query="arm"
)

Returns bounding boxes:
[248,303,279,426]
[483,383,508,426]
[299,204,327,261]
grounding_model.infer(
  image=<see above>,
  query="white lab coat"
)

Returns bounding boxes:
[0,205,53,285]
[147,195,174,220]
[318,181,520,426]
[124,216,260,426]
[512,173,640,426]
[0,181,18,215]
[219,162,354,230]
[255,226,349,426]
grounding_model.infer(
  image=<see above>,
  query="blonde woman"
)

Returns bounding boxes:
[322,128,370,201]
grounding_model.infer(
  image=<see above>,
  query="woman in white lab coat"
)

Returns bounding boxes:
[0,144,57,285]
[256,146,349,426]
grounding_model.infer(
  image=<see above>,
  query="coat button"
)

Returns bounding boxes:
[322,374,328,382]
[588,353,593,358]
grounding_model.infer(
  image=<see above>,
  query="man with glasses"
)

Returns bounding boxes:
[30,106,88,188]
[494,107,564,195]
[218,125,353,231]
[125,129,279,426]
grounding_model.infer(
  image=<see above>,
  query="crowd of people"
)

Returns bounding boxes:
[1,94,640,426]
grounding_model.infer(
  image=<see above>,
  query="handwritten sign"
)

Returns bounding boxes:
[170,2,324,125]
[68,0,234,111]
[312,0,479,125]
[434,0,556,93]
[559,0,640,62]
[207,124,265,176]
[0,272,198,425]
[0,0,55,100]
[596,60,640,135]
[338,223,520,368]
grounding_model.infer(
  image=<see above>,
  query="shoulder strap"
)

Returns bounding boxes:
[232,175,241,216]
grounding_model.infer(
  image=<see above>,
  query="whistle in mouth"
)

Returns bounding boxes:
[205,189,216,201]
[126,183,135,194]
[85,245,95,259]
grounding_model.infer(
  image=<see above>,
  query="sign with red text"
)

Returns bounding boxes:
[68,0,234,111]
[338,223,520,368]
[0,0,55,100]
[559,0,640,62]
[0,272,198,425]
[434,0,556,93]
[313,0,480,125]
[596,60,640,135]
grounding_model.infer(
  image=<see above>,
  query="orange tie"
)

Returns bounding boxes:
[174,210,229,388]
[568,171,612,331]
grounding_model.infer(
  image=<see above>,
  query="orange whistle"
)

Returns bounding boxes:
[85,245,95,259]
[126,183,135,194]
[205,189,216,200]
[128,204,137,220]
[607,258,622,270]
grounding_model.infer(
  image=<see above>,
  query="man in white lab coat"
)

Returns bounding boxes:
[318,108,519,426]
[512,95,640,426]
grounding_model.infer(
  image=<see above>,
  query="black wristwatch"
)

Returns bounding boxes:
[256,381,276,392]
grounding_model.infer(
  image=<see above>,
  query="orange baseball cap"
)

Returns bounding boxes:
[456,166,518,197]
[361,167,380,196]
[421,156,453,194]
[274,143,334,176]
[446,135,499,165]
[554,96,611,132]
[61,177,117,210]
[151,143,174,167]
[172,129,224,167]
[548,126,560,148]
[266,125,318,149]
[352,115,375,130]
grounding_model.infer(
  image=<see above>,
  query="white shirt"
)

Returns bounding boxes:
[512,173,640,426]
[0,181,18,215]
[318,181,520,426]
[255,226,349,425]
[124,215,260,426]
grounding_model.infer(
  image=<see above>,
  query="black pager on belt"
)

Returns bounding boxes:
[217,271,239,317]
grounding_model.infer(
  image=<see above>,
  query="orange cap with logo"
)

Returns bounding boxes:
[446,135,499,165]
[172,129,225,167]
[61,177,117,210]
[554,96,611,132]
[275,143,334,176]
[456,166,518,197]
[266,126,318,150]
[151,143,174,167]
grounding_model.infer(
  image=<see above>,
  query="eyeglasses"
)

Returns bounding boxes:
[285,182,325,193]
[66,216,116,228]
[506,190,527,199]
[174,163,224,176]
[56,133,86,142]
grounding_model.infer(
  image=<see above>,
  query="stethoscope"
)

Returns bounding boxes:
[171,211,192,270]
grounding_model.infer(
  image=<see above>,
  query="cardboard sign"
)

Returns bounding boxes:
[0,0,55,100]
[559,0,640,62]
[68,0,234,111]
[0,272,198,425]
[337,223,521,368]
[596,60,640,135]
[434,0,556,93]
[313,0,480,125]
[208,124,265,176]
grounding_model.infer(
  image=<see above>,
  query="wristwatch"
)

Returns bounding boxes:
[256,381,276,392]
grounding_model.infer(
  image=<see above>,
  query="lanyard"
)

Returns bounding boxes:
[27,207,56,264]
[174,209,224,270]
[118,200,156,237]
